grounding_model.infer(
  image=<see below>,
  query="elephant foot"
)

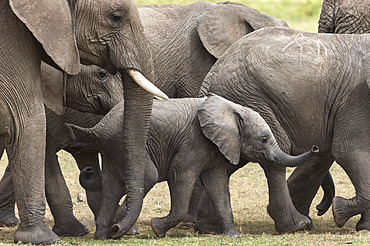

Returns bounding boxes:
[0,213,20,227]
[267,205,312,233]
[194,219,222,235]
[332,196,359,228]
[151,217,169,238]
[356,216,370,232]
[52,217,89,237]
[223,228,242,238]
[126,224,140,235]
[94,228,113,240]
[355,209,370,232]
[14,223,60,245]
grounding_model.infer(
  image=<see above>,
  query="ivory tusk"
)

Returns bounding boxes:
[126,69,169,100]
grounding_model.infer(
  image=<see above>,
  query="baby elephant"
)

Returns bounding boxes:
[66,94,318,238]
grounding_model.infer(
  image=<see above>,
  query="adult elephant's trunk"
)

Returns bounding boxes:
[110,70,154,239]
[272,145,319,167]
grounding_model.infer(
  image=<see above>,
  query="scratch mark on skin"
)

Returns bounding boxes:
[283,33,328,57]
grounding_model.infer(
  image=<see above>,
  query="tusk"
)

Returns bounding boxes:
[126,69,169,100]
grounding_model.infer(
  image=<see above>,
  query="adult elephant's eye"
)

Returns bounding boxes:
[97,70,109,80]
[110,12,123,24]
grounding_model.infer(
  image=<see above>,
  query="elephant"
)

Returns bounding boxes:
[0,64,122,235]
[318,0,370,231]
[66,94,319,238]
[318,0,370,34]
[46,1,291,239]
[0,0,168,243]
[199,26,370,232]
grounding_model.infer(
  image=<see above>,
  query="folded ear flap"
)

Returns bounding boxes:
[41,62,66,115]
[10,0,80,75]
[197,1,288,58]
[65,123,99,150]
[363,53,370,89]
[197,94,242,165]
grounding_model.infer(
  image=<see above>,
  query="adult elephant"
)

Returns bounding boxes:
[199,27,370,232]
[0,0,165,244]
[318,0,370,34]
[318,0,370,231]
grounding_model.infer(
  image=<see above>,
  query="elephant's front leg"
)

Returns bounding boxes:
[44,132,89,237]
[262,165,312,233]
[6,106,59,244]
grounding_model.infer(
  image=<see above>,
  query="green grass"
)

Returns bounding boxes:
[1,0,369,245]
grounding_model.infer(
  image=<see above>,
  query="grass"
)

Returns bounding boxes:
[0,151,369,245]
[1,0,369,245]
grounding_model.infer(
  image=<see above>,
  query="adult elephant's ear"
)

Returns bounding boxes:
[196,1,288,58]
[9,0,80,75]
[197,94,242,165]
[363,53,370,89]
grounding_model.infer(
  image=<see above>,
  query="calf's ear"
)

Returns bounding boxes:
[41,62,65,115]
[363,53,370,89]
[10,0,80,75]
[197,94,242,165]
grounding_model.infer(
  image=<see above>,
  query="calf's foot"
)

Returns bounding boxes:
[0,213,20,227]
[52,216,89,237]
[151,217,169,238]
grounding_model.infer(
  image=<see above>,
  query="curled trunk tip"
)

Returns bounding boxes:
[311,145,319,153]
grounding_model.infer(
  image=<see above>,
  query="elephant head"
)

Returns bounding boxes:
[197,94,319,167]
[65,65,123,115]
[197,1,289,58]
[318,0,370,34]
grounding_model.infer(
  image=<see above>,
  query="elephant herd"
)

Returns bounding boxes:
[0,0,369,244]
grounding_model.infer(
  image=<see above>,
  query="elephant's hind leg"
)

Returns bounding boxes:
[332,149,370,229]
[151,162,199,238]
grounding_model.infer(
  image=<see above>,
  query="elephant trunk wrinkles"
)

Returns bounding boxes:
[273,145,319,167]
[109,68,154,238]
[79,167,102,192]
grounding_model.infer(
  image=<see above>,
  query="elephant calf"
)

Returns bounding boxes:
[67,94,318,238]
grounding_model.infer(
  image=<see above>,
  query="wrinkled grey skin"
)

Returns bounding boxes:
[318,0,370,34]
[199,27,370,232]
[68,1,288,116]
[67,94,318,238]
[1,0,157,243]
[0,64,124,236]
[318,0,370,230]
[1,0,159,242]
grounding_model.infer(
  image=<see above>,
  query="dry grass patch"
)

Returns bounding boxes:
[0,151,369,245]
